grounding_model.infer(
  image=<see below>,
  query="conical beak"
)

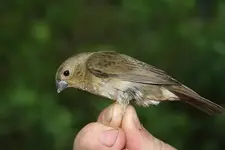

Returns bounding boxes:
[56,80,68,93]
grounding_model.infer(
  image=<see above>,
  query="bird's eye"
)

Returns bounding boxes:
[63,70,70,76]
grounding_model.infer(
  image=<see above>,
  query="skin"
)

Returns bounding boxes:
[74,103,176,150]
[56,51,224,149]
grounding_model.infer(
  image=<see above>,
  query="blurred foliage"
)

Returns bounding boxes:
[1,0,225,150]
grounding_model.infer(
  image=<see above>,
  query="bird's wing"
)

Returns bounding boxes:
[86,51,180,85]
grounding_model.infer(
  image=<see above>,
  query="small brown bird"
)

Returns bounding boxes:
[55,51,225,115]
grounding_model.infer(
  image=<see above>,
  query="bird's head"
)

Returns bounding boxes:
[55,52,92,93]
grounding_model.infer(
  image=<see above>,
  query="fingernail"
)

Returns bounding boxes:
[133,109,141,130]
[98,129,119,147]
[103,105,113,124]
[103,103,124,127]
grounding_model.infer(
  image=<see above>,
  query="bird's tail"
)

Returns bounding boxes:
[167,85,225,115]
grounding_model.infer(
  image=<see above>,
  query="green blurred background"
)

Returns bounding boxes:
[1,0,225,149]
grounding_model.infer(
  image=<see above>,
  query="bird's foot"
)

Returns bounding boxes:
[117,99,129,115]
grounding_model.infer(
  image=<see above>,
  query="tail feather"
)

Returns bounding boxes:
[167,85,225,115]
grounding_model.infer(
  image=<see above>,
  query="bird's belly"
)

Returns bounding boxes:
[96,80,131,100]
[95,79,179,106]
[99,87,118,100]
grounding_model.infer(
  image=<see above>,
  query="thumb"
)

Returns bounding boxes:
[122,105,176,150]
[74,122,126,150]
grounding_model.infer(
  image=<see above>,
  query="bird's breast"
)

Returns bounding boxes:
[93,79,131,100]
[91,77,179,106]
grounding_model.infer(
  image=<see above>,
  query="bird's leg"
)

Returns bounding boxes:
[117,99,129,115]
[117,98,129,114]
[117,90,130,114]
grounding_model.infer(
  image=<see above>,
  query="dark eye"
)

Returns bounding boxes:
[63,70,70,76]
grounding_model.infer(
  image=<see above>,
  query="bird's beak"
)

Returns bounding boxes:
[56,80,68,93]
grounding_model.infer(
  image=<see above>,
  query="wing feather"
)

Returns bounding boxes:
[86,51,180,85]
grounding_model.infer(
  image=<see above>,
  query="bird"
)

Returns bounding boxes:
[55,51,225,115]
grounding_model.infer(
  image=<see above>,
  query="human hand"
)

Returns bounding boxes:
[74,103,176,150]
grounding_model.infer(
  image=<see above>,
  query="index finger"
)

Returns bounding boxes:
[97,103,125,128]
